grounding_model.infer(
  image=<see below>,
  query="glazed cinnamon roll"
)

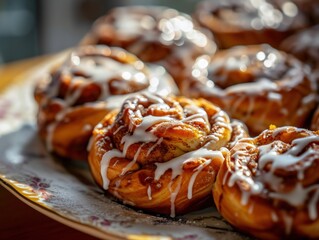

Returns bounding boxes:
[280,25,319,81]
[81,6,216,87]
[214,126,319,239]
[88,93,240,216]
[34,45,176,161]
[183,44,317,135]
[194,0,309,48]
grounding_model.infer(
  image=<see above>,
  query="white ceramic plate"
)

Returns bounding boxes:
[0,54,248,240]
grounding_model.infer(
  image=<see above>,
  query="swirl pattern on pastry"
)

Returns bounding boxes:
[88,93,235,216]
[194,0,309,48]
[34,45,176,161]
[81,6,216,87]
[182,44,317,135]
[214,126,319,239]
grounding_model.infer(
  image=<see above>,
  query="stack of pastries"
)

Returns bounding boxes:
[34,2,319,239]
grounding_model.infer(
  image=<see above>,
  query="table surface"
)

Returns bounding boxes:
[0,57,98,240]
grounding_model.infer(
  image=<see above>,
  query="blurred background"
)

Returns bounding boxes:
[0,0,198,63]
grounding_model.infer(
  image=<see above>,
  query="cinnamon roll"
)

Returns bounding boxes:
[194,0,309,48]
[34,45,176,161]
[88,93,241,216]
[214,126,319,239]
[280,25,319,82]
[182,44,317,135]
[81,6,216,87]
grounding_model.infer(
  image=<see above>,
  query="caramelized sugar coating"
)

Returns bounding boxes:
[214,126,319,239]
[182,44,317,135]
[34,45,175,161]
[194,0,310,48]
[81,6,216,87]
[88,93,247,216]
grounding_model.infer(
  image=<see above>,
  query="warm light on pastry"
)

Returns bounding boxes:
[81,6,216,88]
[34,45,176,161]
[28,2,319,237]
[182,44,317,135]
[311,106,319,131]
[194,0,310,48]
[88,93,244,216]
[214,126,319,239]
[280,25,319,82]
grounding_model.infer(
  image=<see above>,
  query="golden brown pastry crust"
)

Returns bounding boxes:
[182,44,317,135]
[194,0,310,48]
[81,6,216,88]
[311,107,319,131]
[88,93,238,216]
[34,45,174,161]
[214,126,319,239]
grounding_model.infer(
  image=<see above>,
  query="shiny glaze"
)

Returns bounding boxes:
[37,45,177,153]
[82,6,216,84]
[97,94,230,217]
[196,0,307,31]
[185,44,317,134]
[225,127,319,233]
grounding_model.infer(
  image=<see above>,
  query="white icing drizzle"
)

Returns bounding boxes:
[222,170,229,186]
[121,115,173,157]
[113,125,125,135]
[120,143,146,177]
[100,149,123,190]
[45,101,67,151]
[226,78,278,94]
[57,54,149,107]
[147,185,152,200]
[258,136,319,172]
[227,129,319,222]
[121,7,215,78]
[182,105,210,126]
[228,121,248,149]
[271,211,278,222]
[309,188,319,221]
[248,203,254,214]
[154,148,222,182]
[42,46,179,153]
[64,81,88,106]
[142,91,165,104]
[155,148,223,216]
[97,92,230,217]
[187,159,212,199]
[169,177,182,218]
[269,183,309,207]
[204,113,231,150]
[190,44,316,135]
[146,137,163,156]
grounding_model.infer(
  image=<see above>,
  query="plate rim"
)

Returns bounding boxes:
[0,178,128,240]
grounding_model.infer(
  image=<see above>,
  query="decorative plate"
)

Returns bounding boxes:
[0,54,249,240]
